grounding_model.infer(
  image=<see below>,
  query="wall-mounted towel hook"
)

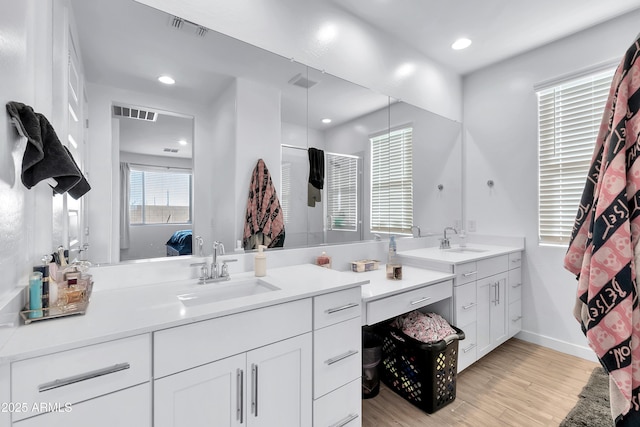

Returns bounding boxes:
[437,184,444,191]
[487,180,494,188]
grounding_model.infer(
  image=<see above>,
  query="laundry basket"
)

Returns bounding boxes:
[377,322,465,414]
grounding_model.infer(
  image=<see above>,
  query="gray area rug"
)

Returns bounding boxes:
[560,367,612,427]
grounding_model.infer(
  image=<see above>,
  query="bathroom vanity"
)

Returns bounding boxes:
[397,243,524,371]
[0,265,366,427]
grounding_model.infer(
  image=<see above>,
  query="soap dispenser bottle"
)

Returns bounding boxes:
[255,245,267,277]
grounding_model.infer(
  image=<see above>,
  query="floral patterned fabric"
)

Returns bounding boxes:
[391,311,457,344]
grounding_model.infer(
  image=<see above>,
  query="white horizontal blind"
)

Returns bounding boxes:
[326,153,358,231]
[537,68,614,244]
[129,167,192,225]
[370,127,413,234]
[281,162,291,224]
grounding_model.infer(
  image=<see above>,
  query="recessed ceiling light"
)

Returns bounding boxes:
[158,75,176,85]
[451,38,472,50]
[178,139,187,146]
[322,118,332,124]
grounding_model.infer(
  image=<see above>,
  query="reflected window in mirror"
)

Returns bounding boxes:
[371,126,414,235]
[326,153,358,232]
[128,166,192,225]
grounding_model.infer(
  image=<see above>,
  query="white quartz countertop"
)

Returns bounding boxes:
[398,243,523,265]
[347,266,454,302]
[0,264,368,363]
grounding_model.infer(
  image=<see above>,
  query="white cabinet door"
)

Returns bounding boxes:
[15,383,151,427]
[246,333,312,427]
[476,272,508,359]
[154,354,245,427]
[491,274,508,346]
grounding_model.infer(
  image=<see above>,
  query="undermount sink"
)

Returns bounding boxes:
[177,278,280,307]
[446,247,488,253]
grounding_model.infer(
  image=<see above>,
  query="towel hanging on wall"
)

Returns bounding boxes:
[242,158,285,249]
[564,33,640,426]
[307,147,324,207]
[6,101,91,199]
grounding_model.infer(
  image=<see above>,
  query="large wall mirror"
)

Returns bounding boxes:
[62,0,462,264]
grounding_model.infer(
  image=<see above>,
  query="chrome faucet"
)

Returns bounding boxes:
[440,226,458,249]
[191,240,237,284]
[211,241,225,279]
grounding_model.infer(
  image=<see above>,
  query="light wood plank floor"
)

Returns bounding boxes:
[363,338,599,426]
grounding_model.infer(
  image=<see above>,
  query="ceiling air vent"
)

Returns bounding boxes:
[112,105,158,122]
[288,73,319,89]
[163,148,179,153]
[169,16,208,37]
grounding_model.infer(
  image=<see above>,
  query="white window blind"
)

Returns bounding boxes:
[371,127,413,234]
[281,161,291,224]
[129,167,192,225]
[326,153,358,231]
[537,68,614,245]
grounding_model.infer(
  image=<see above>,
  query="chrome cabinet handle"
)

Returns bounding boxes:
[330,413,359,427]
[325,350,359,365]
[462,302,476,310]
[237,369,244,423]
[462,343,477,353]
[326,303,359,314]
[39,363,130,392]
[511,283,522,288]
[462,271,477,277]
[410,296,431,306]
[251,364,258,417]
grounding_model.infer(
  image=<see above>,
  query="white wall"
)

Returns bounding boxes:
[463,9,640,360]
[0,0,54,304]
[134,0,462,123]
[210,81,237,251]
[234,78,282,246]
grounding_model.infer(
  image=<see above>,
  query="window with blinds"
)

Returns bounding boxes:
[537,68,614,245]
[326,153,358,231]
[129,167,192,225]
[370,127,413,234]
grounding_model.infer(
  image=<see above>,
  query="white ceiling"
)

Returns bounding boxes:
[331,0,640,75]
[71,0,640,158]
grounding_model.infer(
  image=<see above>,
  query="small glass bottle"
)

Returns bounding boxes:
[386,235,402,280]
[28,271,43,319]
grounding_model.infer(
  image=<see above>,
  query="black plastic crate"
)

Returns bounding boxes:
[378,322,465,414]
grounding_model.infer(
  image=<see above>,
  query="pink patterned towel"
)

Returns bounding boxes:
[392,311,457,344]
[564,34,640,425]
[242,159,285,249]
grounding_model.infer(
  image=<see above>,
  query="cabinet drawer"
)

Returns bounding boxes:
[313,378,361,427]
[12,334,151,422]
[509,268,522,304]
[454,281,477,327]
[314,317,361,398]
[509,252,523,270]
[476,255,508,279]
[314,287,361,330]
[154,298,312,378]
[509,301,522,337]
[458,322,477,373]
[14,383,151,427]
[455,262,477,285]
[365,280,453,325]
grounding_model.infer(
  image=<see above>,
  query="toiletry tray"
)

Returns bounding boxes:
[20,282,93,325]
[351,259,380,273]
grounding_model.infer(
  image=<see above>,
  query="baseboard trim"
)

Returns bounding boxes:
[516,330,598,363]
